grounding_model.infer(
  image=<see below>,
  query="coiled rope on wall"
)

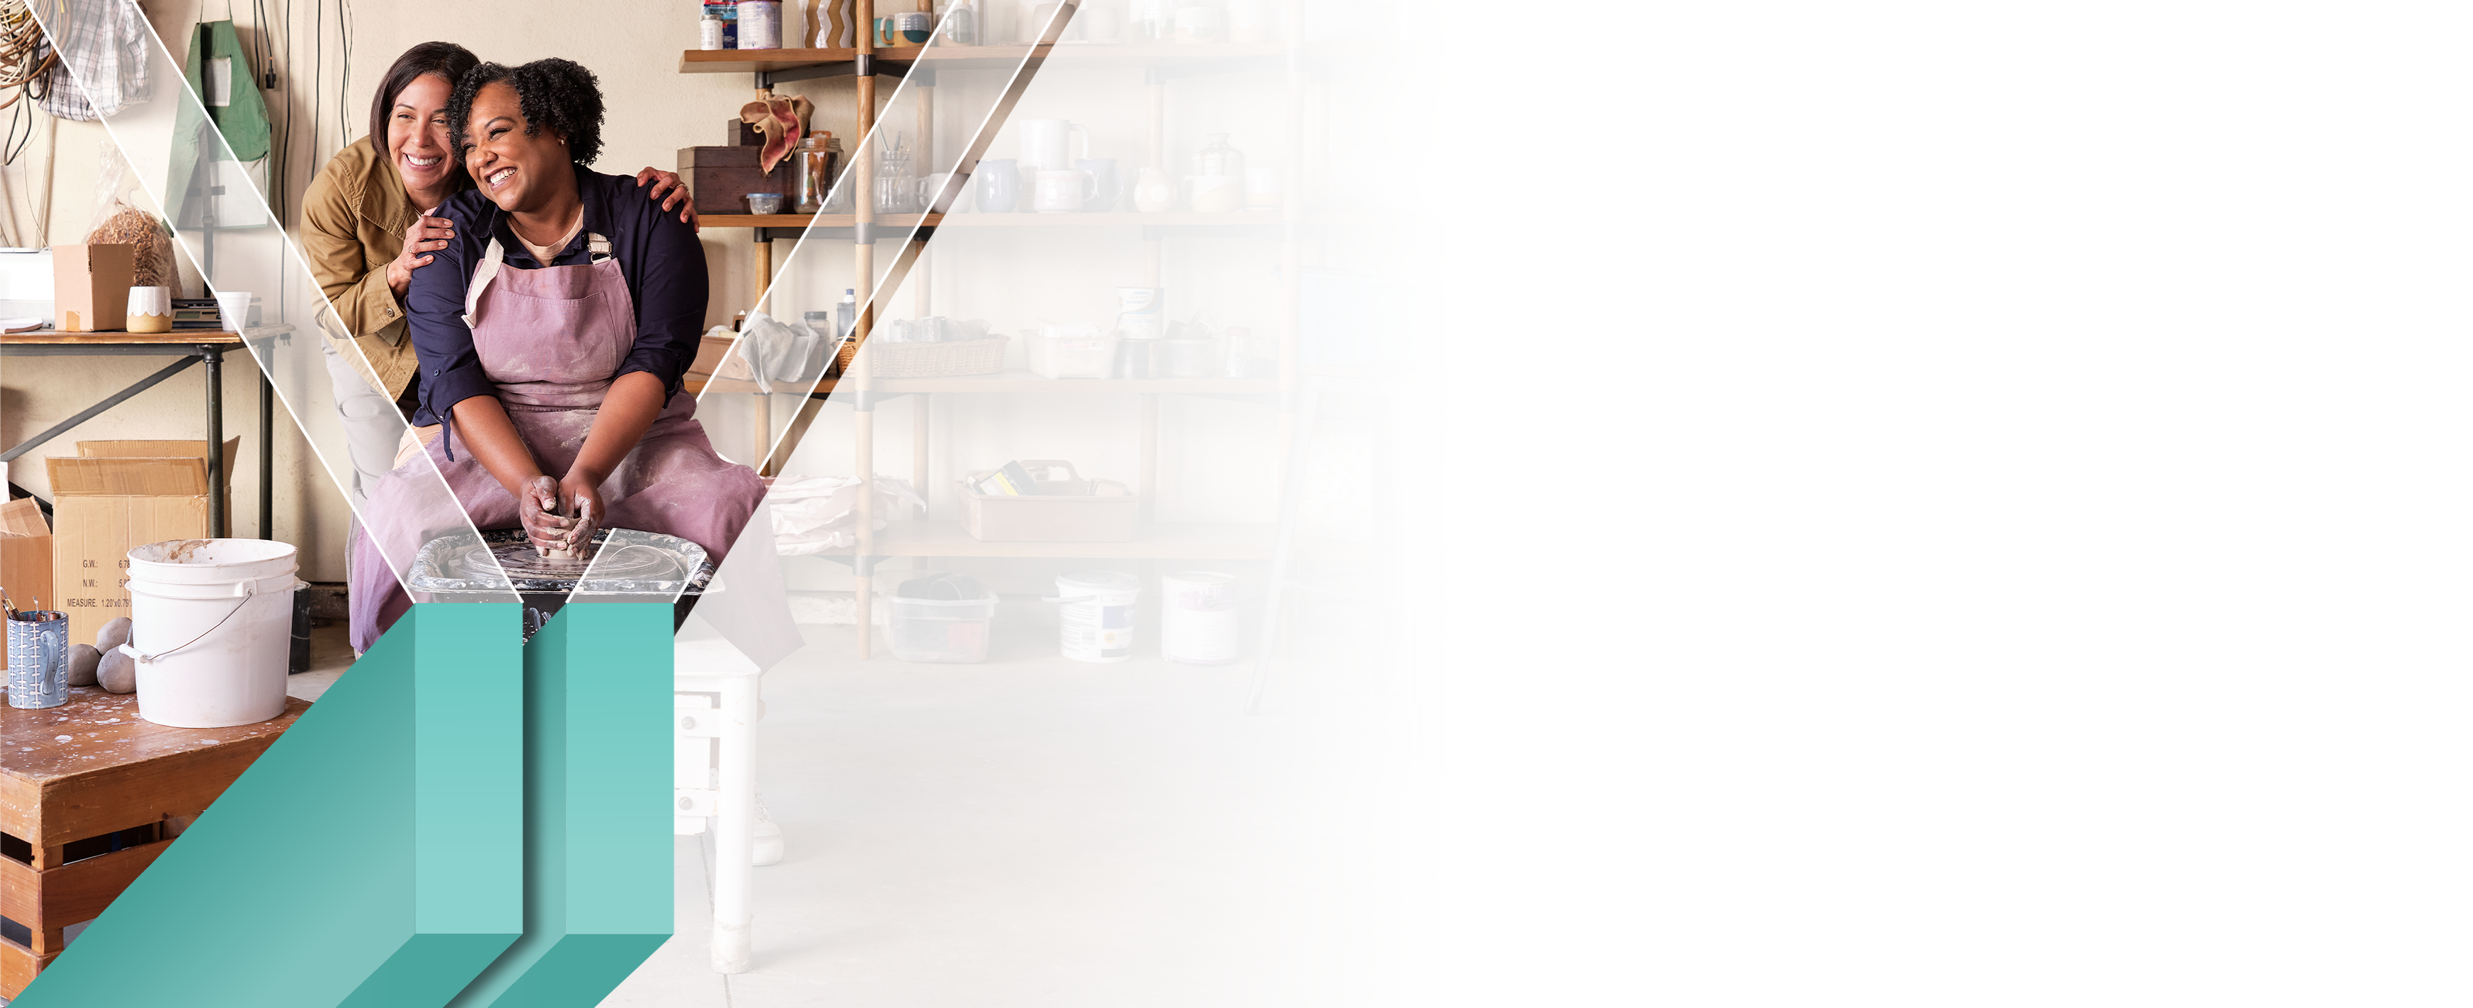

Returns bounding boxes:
[0,0,54,110]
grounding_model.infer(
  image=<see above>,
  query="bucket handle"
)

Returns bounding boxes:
[125,571,298,601]
[134,579,303,664]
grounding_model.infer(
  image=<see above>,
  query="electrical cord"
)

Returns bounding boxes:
[0,0,58,115]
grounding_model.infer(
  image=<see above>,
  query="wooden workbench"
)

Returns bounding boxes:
[0,685,308,996]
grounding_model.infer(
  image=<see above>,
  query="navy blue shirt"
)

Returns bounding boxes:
[406,164,706,429]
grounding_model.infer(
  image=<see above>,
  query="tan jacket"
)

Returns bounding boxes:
[300,137,444,400]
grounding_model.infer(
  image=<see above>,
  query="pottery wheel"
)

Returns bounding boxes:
[446,535,686,585]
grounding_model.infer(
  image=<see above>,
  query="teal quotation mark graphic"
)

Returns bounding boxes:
[15,603,672,1007]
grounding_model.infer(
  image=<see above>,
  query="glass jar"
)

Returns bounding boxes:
[874,149,917,214]
[1193,132,1246,180]
[795,133,841,213]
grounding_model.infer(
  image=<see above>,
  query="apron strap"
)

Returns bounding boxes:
[462,237,505,328]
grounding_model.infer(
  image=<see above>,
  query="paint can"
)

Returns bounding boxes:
[6,610,68,709]
[737,0,784,49]
[1159,571,1239,665]
[1049,570,1140,662]
[1115,286,1163,341]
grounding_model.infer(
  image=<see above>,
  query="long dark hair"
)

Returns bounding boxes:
[367,42,479,164]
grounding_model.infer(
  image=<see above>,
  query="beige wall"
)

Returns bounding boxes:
[3,1,871,581]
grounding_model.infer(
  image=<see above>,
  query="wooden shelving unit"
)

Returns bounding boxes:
[701,211,1275,230]
[685,5,1303,658]
[686,372,1274,398]
[874,520,1276,559]
[678,42,1283,75]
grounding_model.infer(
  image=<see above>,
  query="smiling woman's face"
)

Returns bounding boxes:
[388,73,455,198]
[461,81,570,215]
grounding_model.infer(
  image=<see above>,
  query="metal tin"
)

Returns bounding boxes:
[736,0,783,49]
[7,611,69,709]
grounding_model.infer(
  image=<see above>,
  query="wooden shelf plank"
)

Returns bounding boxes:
[700,212,1274,230]
[873,369,1275,394]
[678,43,1282,75]
[689,371,1274,396]
[874,520,1275,559]
[0,330,243,345]
[685,376,839,398]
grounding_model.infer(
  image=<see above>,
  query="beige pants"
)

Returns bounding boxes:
[392,424,441,470]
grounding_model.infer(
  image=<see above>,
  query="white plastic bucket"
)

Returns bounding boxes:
[123,538,300,728]
[1160,571,1239,665]
[1049,570,1140,663]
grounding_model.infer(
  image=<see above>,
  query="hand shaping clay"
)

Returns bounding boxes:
[94,616,133,656]
[63,644,100,687]
[97,647,137,694]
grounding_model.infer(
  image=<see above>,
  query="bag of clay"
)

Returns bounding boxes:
[84,143,178,293]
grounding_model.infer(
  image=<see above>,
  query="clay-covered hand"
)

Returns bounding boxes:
[385,209,455,296]
[636,167,699,231]
[559,472,607,557]
[515,474,576,555]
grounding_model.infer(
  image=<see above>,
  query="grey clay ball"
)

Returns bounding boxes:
[94,616,133,656]
[63,644,99,687]
[96,646,137,694]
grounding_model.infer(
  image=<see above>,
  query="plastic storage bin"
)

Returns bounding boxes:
[885,573,997,663]
[1025,324,1118,378]
[958,461,1138,541]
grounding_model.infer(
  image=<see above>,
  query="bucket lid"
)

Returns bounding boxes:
[1055,570,1139,593]
[1163,571,1237,586]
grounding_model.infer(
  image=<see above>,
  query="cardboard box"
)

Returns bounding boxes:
[52,243,134,332]
[45,439,238,647]
[0,496,51,611]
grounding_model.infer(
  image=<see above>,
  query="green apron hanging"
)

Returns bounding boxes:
[170,20,271,231]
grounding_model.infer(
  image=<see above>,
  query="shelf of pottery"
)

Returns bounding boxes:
[682,0,1303,657]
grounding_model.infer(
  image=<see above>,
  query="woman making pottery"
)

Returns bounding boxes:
[348,58,763,651]
[302,42,697,508]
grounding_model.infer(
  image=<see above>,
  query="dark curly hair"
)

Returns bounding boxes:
[446,58,605,167]
[367,42,477,161]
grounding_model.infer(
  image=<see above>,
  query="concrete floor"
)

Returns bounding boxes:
[602,616,1404,1007]
[277,609,1403,1007]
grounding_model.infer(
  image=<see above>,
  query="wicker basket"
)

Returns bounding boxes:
[835,335,1008,378]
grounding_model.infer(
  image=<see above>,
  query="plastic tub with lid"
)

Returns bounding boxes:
[886,573,998,663]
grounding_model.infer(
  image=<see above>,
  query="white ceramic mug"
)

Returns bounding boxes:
[1033,170,1098,213]
[1078,3,1123,41]
[1028,1,1083,41]
[917,172,967,213]
[213,290,253,331]
[1018,119,1088,172]
[126,286,172,334]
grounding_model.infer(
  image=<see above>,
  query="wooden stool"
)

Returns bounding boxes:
[0,685,308,997]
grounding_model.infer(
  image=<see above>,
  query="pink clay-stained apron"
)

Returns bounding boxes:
[349,236,764,651]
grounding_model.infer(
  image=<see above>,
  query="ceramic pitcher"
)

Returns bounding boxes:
[1132,167,1176,212]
